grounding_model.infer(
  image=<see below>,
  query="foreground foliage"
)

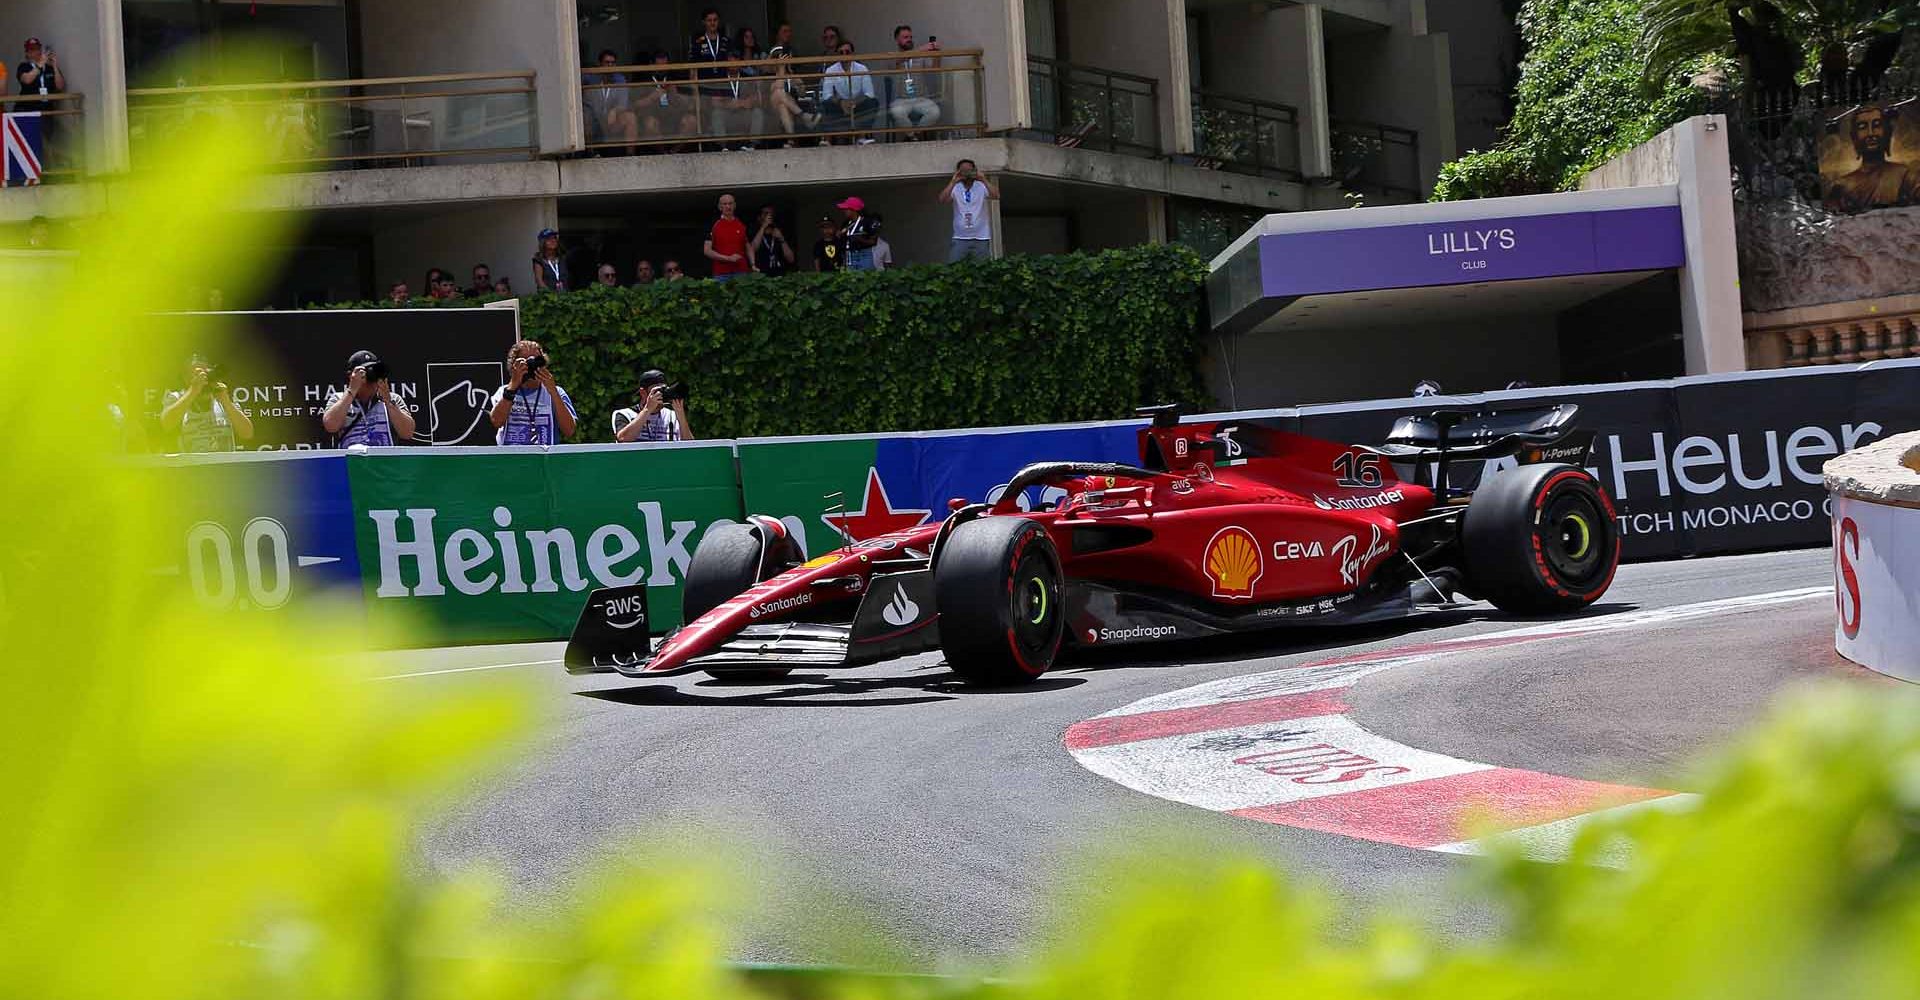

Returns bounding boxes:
[12,58,1920,1000]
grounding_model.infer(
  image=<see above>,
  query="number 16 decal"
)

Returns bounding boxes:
[1333,451,1383,489]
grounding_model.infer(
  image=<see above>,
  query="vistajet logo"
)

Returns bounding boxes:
[367,502,698,597]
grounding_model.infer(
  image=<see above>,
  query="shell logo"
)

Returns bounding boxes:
[1204,526,1263,600]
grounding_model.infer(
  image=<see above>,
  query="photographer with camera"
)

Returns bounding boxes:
[488,339,577,445]
[322,350,415,447]
[159,354,255,453]
[611,369,694,443]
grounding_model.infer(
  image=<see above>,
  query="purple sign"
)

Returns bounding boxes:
[1258,206,1685,298]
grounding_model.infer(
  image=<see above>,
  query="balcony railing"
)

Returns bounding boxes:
[1190,88,1300,179]
[1329,118,1420,202]
[125,72,538,171]
[580,49,984,152]
[1,92,84,182]
[1025,56,1159,157]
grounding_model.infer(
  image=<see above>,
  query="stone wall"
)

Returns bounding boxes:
[1738,201,1920,314]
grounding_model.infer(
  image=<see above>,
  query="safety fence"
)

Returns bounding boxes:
[156,358,1920,645]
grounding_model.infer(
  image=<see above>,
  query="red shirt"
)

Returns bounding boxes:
[709,216,749,275]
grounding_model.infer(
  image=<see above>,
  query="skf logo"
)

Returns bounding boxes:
[1204,526,1263,600]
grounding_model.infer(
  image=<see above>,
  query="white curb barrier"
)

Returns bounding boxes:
[1825,431,1920,682]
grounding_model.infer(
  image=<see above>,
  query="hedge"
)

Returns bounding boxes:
[327,246,1212,442]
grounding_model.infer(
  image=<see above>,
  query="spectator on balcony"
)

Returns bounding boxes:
[822,41,878,144]
[939,158,999,261]
[887,26,942,137]
[429,270,460,301]
[690,8,745,145]
[812,217,842,272]
[492,278,513,296]
[594,263,619,287]
[584,49,640,153]
[388,281,410,305]
[837,196,881,271]
[730,27,770,147]
[25,215,51,249]
[820,25,843,58]
[874,233,894,270]
[663,259,687,280]
[638,51,699,146]
[704,193,751,280]
[635,259,657,284]
[532,228,571,293]
[16,38,62,98]
[752,206,796,277]
[467,264,493,299]
[765,22,808,141]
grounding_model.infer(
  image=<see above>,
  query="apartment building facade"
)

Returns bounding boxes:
[2,0,1468,306]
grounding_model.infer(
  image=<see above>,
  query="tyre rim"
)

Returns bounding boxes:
[1542,491,1606,584]
[1025,576,1049,625]
[1010,555,1059,657]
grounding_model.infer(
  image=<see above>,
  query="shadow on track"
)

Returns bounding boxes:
[578,669,1086,709]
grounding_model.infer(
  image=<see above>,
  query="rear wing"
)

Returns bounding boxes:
[1376,404,1593,500]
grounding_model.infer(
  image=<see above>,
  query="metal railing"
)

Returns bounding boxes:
[0,92,85,182]
[1190,88,1300,179]
[125,72,538,170]
[580,49,984,151]
[1329,118,1420,202]
[1025,56,1159,156]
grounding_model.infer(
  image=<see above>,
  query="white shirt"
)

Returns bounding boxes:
[489,384,577,445]
[823,61,875,101]
[874,238,893,269]
[949,181,991,240]
[327,392,396,447]
[163,390,236,453]
[611,406,683,442]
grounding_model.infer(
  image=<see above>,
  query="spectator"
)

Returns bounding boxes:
[388,281,410,304]
[939,158,999,260]
[595,263,619,287]
[731,27,768,148]
[637,51,699,145]
[488,340,577,445]
[765,22,807,140]
[874,234,894,270]
[322,350,416,447]
[584,49,640,152]
[663,258,686,280]
[531,228,571,292]
[837,196,881,271]
[704,192,751,280]
[812,217,842,272]
[751,206,796,276]
[492,277,513,295]
[888,26,942,136]
[159,354,254,453]
[429,270,460,300]
[612,369,695,443]
[467,264,493,298]
[822,41,877,143]
[26,215,50,249]
[820,25,842,58]
[635,259,657,284]
[689,8,741,144]
[424,267,447,294]
[16,37,62,97]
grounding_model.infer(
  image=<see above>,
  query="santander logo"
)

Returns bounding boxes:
[881,584,921,627]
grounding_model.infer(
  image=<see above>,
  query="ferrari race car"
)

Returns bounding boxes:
[564,404,1620,686]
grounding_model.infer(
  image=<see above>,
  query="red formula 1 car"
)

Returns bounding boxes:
[564,404,1620,686]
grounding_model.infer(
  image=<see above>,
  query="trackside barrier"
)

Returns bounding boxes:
[1825,431,1920,682]
[155,359,1920,645]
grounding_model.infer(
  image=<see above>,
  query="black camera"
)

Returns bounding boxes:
[662,381,689,403]
[524,355,549,376]
[359,359,389,382]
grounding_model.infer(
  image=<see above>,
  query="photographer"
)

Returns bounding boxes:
[612,370,694,442]
[322,350,416,447]
[488,340,577,445]
[159,354,254,453]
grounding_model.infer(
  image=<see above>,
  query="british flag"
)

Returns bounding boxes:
[3,112,45,187]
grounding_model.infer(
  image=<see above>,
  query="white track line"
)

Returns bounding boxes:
[370,658,561,681]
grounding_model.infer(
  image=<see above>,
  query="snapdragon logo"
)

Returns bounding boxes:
[367,501,697,597]
[1096,624,1179,643]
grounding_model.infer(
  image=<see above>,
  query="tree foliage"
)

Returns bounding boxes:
[1641,0,1920,90]
[1434,0,1712,200]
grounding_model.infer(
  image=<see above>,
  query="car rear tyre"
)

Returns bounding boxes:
[684,522,802,681]
[1462,463,1619,614]
[934,517,1065,686]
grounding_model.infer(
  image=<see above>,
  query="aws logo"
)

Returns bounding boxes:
[1204,526,1263,600]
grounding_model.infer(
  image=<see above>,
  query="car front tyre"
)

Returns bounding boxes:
[934,517,1065,686]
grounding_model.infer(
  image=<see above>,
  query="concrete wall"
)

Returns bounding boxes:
[1204,314,1562,409]
[359,0,579,154]
[1423,0,1518,155]
[1190,2,1329,178]
[1322,20,1455,196]
[0,0,126,173]
[372,198,557,300]
[784,0,1019,131]
[1060,0,1189,153]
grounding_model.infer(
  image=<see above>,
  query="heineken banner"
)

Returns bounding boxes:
[346,443,743,643]
[735,422,1141,553]
[150,452,363,619]
[139,308,520,451]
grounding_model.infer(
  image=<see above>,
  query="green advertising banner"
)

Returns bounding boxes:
[736,436,895,557]
[346,443,744,643]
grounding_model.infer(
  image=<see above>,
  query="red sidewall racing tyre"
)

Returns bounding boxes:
[1462,463,1620,615]
[683,522,803,681]
[934,517,1066,686]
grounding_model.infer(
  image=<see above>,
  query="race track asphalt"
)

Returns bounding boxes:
[379,546,1871,970]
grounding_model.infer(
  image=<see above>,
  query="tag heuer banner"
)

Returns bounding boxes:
[153,359,1920,646]
[140,308,520,451]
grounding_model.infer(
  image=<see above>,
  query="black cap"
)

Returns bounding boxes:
[348,350,381,369]
[637,369,668,388]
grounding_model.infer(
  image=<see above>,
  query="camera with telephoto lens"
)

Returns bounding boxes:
[662,381,689,403]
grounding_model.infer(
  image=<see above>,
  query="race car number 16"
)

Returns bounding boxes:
[1332,451,1384,489]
